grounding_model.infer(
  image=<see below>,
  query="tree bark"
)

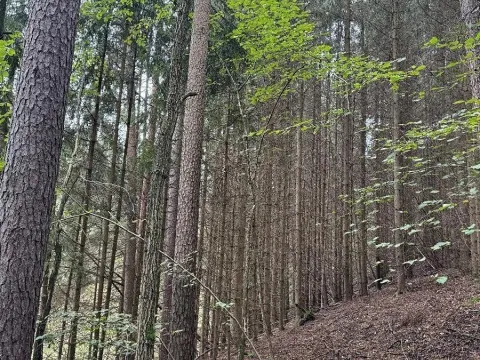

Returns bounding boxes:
[169,0,211,357]
[342,0,354,301]
[392,0,406,295]
[460,0,480,99]
[295,83,306,320]
[358,20,369,297]
[159,106,184,360]
[0,0,8,155]
[0,0,80,357]
[136,0,192,358]
[460,0,480,277]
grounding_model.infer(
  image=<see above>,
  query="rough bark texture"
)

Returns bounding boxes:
[460,0,480,276]
[0,0,80,358]
[460,0,480,99]
[0,0,7,155]
[159,114,184,360]
[169,0,211,357]
[135,0,192,358]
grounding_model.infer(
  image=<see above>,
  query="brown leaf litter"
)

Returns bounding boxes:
[220,271,480,360]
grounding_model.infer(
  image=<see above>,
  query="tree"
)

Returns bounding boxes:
[0,0,81,357]
[135,1,191,359]
[460,0,480,98]
[392,0,406,295]
[342,0,354,301]
[169,0,211,357]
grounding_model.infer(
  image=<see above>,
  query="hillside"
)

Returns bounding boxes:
[236,273,480,360]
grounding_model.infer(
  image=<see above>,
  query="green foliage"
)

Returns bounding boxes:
[462,224,478,236]
[39,310,138,356]
[435,276,448,285]
[431,241,451,251]
[214,301,234,310]
[80,0,172,47]
[228,0,316,72]
[226,0,429,120]
[468,296,480,304]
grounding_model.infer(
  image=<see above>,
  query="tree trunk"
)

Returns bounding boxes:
[392,0,406,295]
[343,0,354,301]
[68,24,108,360]
[358,20,369,297]
[295,83,306,321]
[159,107,185,360]
[136,0,192,358]
[460,0,480,277]
[93,38,127,360]
[0,0,80,357]
[460,0,480,99]
[0,0,8,155]
[32,60,86,360]
[211,124,230,360]
[169,0,211,357]
[123,39,139,322]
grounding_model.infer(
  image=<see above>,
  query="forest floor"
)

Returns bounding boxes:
[226,271,480,360]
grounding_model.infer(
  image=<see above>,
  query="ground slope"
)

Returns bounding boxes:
[238,272,480,360]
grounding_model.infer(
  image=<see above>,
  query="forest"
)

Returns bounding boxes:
[0,0,479,359]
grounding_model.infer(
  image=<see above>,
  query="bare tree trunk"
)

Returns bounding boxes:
[123,39,139,324]
[0,0,80,357]
[460,0,480,99]
[232,161,247,359]
[68,24,108,360]
[134,53,157,320]
[295,83,306,321]
[159,109,184,360]
[262,145,273,335]
[392,0,406,295]
[342,0,354,301]
[358,21,369,297]
[169,0,211,356]
[0,0,8,154]
[33,60,86,360]
[460,0,480,276]
[136,0,192,358]
[93,38,127,360]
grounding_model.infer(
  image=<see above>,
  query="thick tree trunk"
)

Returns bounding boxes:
[0,0,80,357]
[169,0,211,357]
[33,62,86,360]
[0,0,7,155]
